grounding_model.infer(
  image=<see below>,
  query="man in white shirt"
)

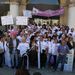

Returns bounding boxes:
[46,40,52,68]
[17,36,29,68]
[38,36,48,68]
[51,37,60,71]
[17,32,24,42]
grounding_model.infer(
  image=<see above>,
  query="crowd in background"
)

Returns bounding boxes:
[0,22,75,72]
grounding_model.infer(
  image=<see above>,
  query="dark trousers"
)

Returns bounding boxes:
[10,53,19,68]
[51,55,57,70]
[41,53,47,67]
[18,56,27,69]
[29,50,37,67]
[56,55,66,71]
[0,53,4,67]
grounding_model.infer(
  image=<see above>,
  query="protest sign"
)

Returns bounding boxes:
[1,16,14,25]
[16,16,28,25]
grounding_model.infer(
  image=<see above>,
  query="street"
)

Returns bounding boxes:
[0,67,75,75]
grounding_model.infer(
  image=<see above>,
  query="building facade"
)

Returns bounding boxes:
[60,0,75,29]
[0,0,75,29]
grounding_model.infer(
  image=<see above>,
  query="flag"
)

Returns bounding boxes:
[32,7,39,14]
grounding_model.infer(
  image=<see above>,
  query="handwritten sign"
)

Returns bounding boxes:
[1,16,14,25]
[16,16,28,25]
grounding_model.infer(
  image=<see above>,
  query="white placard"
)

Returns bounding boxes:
[64,49,74,72]
[23,10,32,18]
[1,16,14,25]
[16,16,28,25]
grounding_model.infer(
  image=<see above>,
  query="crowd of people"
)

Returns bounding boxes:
[0,22,75,72]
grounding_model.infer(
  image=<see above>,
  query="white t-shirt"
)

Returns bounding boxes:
[51,43,60,55]
[40,41,48,53]
[48,41,52,53]
[17,42,29,56]
[41,29,47,35]
[57,31,62,36]
[52,26,59,34]
[26,36,30,43]
[17,36,22,42]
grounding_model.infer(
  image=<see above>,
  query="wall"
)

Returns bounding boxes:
[60,0,69,25]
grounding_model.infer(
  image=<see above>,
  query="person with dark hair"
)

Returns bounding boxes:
[29,35,38,67]
[65,36,74,49]
[33,72,42,75]
[15,68,30,75]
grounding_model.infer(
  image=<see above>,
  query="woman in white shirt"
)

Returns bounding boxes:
[17,36,29,68]
[4,37,11,68]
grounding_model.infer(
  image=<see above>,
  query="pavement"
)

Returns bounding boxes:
[0,67,75,75]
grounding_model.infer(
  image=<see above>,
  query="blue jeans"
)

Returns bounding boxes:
[46,53,52,68]
[10,51,18,67]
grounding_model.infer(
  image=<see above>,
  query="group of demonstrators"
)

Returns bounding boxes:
[0,22,75,71]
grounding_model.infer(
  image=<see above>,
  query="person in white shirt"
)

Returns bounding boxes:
[46,36,52,68]
[38,35,48,68]
[3,37,11,68]
[17,36,29,68]
[39,35,48,54]
[51,38,60,71]
[17,32,24,42]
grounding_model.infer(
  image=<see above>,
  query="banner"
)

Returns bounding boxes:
[32,7,64,17]
[16,16,28,25]
[1,16,14,25]
[23,10,32,18]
